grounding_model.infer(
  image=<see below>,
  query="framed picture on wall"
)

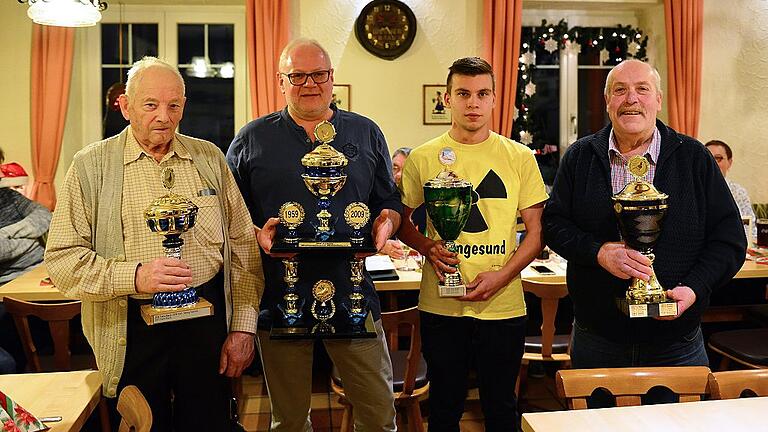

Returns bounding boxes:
[423,84,451,125]
[332,84,351,111]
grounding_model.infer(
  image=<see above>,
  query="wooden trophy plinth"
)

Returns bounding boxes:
[140,298,214,325]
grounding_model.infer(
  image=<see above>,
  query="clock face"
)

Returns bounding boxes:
[355,0,417,60]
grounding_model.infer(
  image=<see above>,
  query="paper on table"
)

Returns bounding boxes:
[365,255,396,272]
[0,390,47,432]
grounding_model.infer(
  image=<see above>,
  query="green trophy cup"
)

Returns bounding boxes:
[423,147,473,297]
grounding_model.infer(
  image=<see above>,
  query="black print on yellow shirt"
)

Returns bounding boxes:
[463,170,507,234]
[454,240,507,259]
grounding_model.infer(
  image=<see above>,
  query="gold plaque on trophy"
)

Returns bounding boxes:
[279,202,305,228]
[344,202,370,229]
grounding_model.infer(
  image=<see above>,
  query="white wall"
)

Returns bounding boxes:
[296,0,483,154]
[699,0,768,203]
[0,2,32,178]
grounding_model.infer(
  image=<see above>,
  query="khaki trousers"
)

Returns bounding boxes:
[257,319,396,432]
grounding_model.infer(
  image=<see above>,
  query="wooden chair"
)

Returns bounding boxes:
[517,279,571,396]
[331,306,428,432]
[556,366,711,410]
[4,296,110,431]
[117,385,152,432]
[708,328,768,369]
[708,370,768,399]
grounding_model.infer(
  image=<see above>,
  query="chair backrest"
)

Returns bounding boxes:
[521,279,569,358]
[3,296,82,372]
[708,370,768,399]
[117,385,152,432]
[556,366,711,410]
[380,306,421,396]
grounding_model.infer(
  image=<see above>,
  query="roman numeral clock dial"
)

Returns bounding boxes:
[355,0,417,60]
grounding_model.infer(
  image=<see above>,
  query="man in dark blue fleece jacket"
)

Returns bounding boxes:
[543,60,746,382]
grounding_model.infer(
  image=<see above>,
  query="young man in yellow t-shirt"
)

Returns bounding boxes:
[398,57,548,432]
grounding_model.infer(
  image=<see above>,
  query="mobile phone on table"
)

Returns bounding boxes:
[531,265,556,275]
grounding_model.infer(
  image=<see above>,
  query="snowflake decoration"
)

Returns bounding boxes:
[519,130,533,146]
[544,38,559,54]
[565,40,581,54]
[599,48,610,65]
[514,106,520,120]
[519,51,535,66]
[627,41,640,57]
[525,82,537,96]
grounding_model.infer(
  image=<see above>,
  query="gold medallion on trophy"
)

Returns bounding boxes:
[311,279,336,322]
[314,121,336,144]
[279,202,305,244]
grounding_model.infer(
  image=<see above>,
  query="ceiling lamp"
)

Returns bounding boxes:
[21,0,108,28]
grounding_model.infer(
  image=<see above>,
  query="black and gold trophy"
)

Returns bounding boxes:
[142,167,214,325]
[270,121,377,339]
[613,155,677,318]
[423,148,473,297]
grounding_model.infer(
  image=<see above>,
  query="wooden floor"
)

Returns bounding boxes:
[236,362,565,432]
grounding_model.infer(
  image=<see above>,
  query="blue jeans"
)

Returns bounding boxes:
[571,321,708,406]
[420,311,526,432]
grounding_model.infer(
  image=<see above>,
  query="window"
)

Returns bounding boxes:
[84,6,246,151]
[100,23,158,138]
[513,21,647,185]
[177,24,235,153]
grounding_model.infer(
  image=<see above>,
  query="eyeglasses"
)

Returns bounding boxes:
[281,70,331,86]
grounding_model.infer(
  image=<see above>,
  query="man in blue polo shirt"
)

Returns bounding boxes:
[227,38,400,431]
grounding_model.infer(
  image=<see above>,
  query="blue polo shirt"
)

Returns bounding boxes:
[227,105,402,327]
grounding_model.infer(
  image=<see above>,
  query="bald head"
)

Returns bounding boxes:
[604,59,661,97]
[279,38,332,73]
[126,56,185,100]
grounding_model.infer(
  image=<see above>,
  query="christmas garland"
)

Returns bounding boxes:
[513,19,649,154]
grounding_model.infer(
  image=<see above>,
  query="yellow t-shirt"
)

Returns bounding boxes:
[401,131,548,319]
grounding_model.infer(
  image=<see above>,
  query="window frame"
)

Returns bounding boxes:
[521,8,641,154]
[80,5,246,145]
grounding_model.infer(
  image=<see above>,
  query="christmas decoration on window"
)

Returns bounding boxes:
[512,20,649,157]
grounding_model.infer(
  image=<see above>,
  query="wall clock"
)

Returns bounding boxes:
[354,0,417,60]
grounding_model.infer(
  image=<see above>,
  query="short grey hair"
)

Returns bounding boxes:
[393,147,412,159]
[125,56,185,99]
[604,59,661,97]
[278,38,332,72]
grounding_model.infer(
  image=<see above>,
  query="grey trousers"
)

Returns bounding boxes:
[257,319,397,432]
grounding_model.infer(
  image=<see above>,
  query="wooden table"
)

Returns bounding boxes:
[376,259,768,290]
[522,396,768,432]
[0,371,102,432]
[0,265,65,301]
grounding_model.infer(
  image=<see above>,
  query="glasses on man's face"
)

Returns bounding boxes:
[281,70,331,86]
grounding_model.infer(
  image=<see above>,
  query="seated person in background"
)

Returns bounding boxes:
[705,140,756,238]
[382,147,427,259]
[0,148,52,283]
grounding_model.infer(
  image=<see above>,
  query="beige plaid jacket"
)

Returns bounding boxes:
[44,128,263,397]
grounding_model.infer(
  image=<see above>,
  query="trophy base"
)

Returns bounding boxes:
[272,234,376,253]
[269,312,376,340]
[140,298,214,325]
[438,283,466,297]
[617,298,678,318]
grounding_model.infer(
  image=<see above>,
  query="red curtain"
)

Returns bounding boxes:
[482,0,523,137]
[246,0,290,119]
[29,24,74,211]
[664,0,703,138]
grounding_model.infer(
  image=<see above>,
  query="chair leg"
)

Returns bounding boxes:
[407,402,425,432]
[98,397,111,432]
[340,404,354,432]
